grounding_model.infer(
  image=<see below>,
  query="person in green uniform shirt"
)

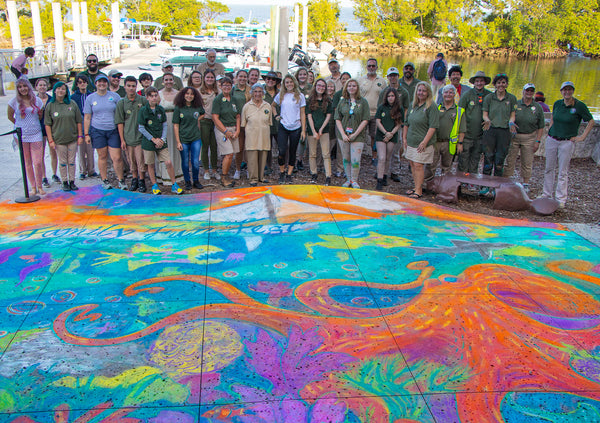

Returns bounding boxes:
[334,78,370,189]
[295,67,314,171]
[199,70,220,180]
[44,82,83,192]
[400,62,421,107]
[504,83,545,191]
[262,71,281,176]
[425,84,466,183]
[375,87,403,191]
[116,76,148,192]
[212,76,242,188]
[108,70,126,97]
[329,71,351,178]
[233,69,251,180]
[543,81,595,208]
[137,87,183,195]
[481,73,518,191]
[458,71,492,175]
[154,61,184,91]
[173,87,205,191]
[402,81,439,199]
[306,78,333,185]
[72,54,106,93]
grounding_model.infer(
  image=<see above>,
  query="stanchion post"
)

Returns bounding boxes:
[14,127,41,203]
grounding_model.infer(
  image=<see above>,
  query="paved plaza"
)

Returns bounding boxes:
[0,180,599,422]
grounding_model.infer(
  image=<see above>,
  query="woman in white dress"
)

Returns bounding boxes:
[158,73,182,185]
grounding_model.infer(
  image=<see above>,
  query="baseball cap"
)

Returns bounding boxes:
[108,69,122,78]
[95,74,109,83]
[403,62,415,70]
[386,67,400,77]
[560,81,575,90]
[162,60,174,68]
[328,57,339,64]
[523,83,535,90]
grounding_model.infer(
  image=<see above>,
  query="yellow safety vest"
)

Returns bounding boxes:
[438,104,464,155]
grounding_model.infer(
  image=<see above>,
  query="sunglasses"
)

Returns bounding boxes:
[367,64,377,68]
[111,75,121,79]
[87,59,97,63]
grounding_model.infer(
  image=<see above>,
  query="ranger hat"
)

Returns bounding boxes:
[262,70,282,82]
[469,71,491,85]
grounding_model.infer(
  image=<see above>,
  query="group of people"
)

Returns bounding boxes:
[8,50,595,207]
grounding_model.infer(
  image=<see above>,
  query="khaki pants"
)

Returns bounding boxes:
[307,133,331,177]
[127,144,145,178]
[425,141,453,181]
[504,131,536,182]
[56,142,78,182]
[246,150,269,183]
[78,141,95,176]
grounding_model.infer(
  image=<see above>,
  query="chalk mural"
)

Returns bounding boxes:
[0,185,599,422]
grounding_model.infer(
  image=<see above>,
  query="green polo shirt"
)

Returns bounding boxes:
[334,97,370,143]
[514,99,545,134]
[400,77,421,106]
[71,70,107,93]
[153,75,184,91]
[44,101,82,145]
[111,86,126,97]
[173,105,205,143]
[375,103,401,143]
[405,102,439,148]
[138,104,167,151]
[548,98,593,139]
[459,88,492,139]
[437,103,466,142]
[307,98,333,136]
[212,93,242,127]
[482,91,518,129]
[115,94,147,146]
[264,90,279,135]
[233,85,251,104]
[378,85,410,113]
[299,84,312,99]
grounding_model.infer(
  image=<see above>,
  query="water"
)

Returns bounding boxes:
[342,53,600,118]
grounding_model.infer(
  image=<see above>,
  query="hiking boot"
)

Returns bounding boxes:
[296,160,304,171]
[79,173,86,180]
[42,177,51,188]
[138,179,147,193]
[62,181,71,192]
[325,177,331,186]
[130,178,139,191]
[171,182,184,195]
[278,172,285,184]
[222,176,235,188]
[52,174,61,183]
[376,179,384,191]
[310,174,318,184]
[185,180,192,190]
[69,181,79,191]
[390,173,400,182]
[479,187,490,196]
[286,174,293,184]
[383,175,388,186]
[152,183,161,195]
[102,179,112,190]
[118,179,128,190]
[193,180,203,189]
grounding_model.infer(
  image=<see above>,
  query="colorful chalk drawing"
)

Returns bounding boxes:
[0,185,599,422]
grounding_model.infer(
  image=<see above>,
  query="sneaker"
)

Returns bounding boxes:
[69,181,79,191]
[334,170,343,178]
[102,179,112,190]
[152,183,161,195]
[222,176,235,188]
[297,160,304,171]
[249,182,257,187]
[52,174,61,183]
[558,201,566,209]
[185,180,192,190]
[479,187,490,196]
[286,174,293,184]
[383,175,388,186]
[62,181,71,192]
[138,179,147,193]
[351,181,360,189]
[376,179,383,191]
[214,173,221,181]
[233,170,241,180]
[130,178,139,191]
[204,172,211,180]
[171,183,184,195]
[325,177,331,186]
[310,174,318,184]
[89,172,99,178]
[118,180,128,190]
[390,173,400,182]
[79,173,86,180]
[193,180,203,189]
[342,180,352,187]
[264,167,272,176]
[42,177,51,188]
[278,172,285,184]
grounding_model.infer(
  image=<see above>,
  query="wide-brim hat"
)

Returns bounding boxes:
[262,71,282,82]
[469,71,491,85]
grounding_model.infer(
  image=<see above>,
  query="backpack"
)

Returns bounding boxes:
[432,59,447,81]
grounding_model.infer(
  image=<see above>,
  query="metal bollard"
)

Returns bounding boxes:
[0,68,5,96]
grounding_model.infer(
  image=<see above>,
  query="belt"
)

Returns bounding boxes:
[552,136,571,141]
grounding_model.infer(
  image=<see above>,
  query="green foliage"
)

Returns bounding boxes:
[353,0,600,55]
[124,0,203,39]
[234,17,244,24]
[305,0,344,42]
[197,0,229,27]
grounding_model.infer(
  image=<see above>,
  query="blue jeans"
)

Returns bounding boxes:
[179,139,201,182]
